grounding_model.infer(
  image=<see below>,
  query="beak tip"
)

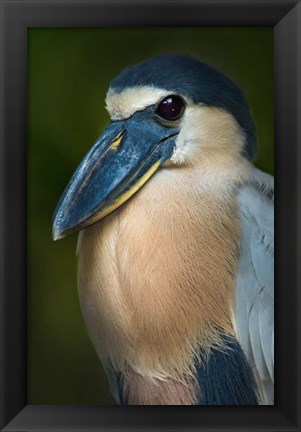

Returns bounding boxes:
[52,226,62,241]
[52,215,65,241]
[52,212,77,240]
[52,233,59,241]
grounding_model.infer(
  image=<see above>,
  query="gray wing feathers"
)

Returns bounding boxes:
[103,364,122,405]
[236,167,274,404]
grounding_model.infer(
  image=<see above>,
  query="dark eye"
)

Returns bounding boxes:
[156,95,185,121]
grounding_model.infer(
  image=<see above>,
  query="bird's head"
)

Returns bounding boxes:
[52,54,256,240]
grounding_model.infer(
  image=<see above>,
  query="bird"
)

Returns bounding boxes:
[52,54,274,405]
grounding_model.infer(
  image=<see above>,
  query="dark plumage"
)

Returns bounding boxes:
[110,54,257,159]
[196,336,258,405]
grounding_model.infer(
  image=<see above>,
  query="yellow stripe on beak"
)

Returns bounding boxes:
[109,131,124,151]
[88,160,161,223]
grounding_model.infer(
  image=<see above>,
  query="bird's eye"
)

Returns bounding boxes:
[155,95,185,121]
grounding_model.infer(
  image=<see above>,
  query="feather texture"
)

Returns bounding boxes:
[235,167,274,404]
[75,104,272,405]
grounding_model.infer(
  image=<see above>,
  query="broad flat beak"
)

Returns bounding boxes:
[52,111,178,240]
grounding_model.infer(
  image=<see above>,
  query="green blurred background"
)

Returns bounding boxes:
[28,27,274,405]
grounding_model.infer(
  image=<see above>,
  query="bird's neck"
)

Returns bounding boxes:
[77,162,250,404]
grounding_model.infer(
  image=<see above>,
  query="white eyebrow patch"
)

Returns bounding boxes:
[105,86,172,120]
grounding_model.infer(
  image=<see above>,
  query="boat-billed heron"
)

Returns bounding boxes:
[52,55,274,405]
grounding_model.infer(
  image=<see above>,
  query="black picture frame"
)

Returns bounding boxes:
[0,0,300,431]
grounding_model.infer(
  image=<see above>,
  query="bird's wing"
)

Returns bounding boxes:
[235,167,274,405]
[102,364,123,405]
